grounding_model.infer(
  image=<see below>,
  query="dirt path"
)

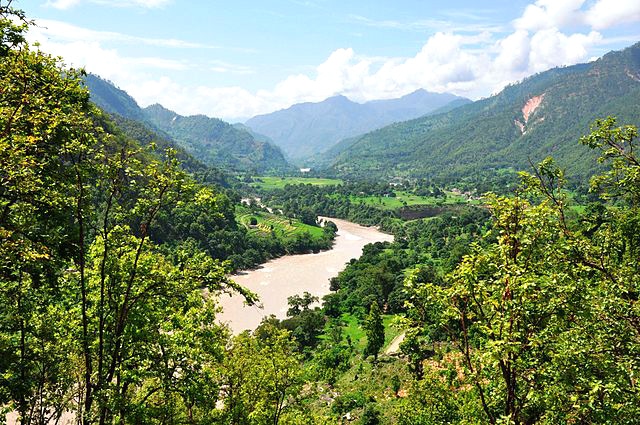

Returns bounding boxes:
[385,332,406,355]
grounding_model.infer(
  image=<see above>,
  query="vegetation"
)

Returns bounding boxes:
[247,176,343,190]
[143,103,291,173]
[244,90,467,159]
[84,74,291,173]
[2,5,640,424]
[329,42,640,186]
[363,302,384,362]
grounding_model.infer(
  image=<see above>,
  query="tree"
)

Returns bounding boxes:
[0,7,97,422]
[402,119,640,424]
[0,7,244,423]
[363,302,384,362]
[220,326,302,425]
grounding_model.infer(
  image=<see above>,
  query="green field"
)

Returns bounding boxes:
[340,313,403,351]
[347,190,479,210]
[236,206,324,239]
[249,176,343,190]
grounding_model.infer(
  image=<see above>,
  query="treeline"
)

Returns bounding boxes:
[256,181,400,227]
[324,206,491,319]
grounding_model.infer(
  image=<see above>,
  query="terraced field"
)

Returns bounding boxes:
[236,206,324,239]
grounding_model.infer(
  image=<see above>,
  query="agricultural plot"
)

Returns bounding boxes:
[348,190,478,210]
[236,206,324,239]
[249,176,343,190]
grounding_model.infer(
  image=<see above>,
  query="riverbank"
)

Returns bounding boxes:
[217,218,394,333]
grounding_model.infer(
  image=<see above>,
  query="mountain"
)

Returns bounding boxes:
[143,104,291,173]
[245,90,469,160]
[328,42,640,183]
[83,74,147,122]
[83,74,291,173]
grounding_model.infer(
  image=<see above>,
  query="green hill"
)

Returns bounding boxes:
[143,104,292,173]
[83,74,291,173]
[328,42,640,184]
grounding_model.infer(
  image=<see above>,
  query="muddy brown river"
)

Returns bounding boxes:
[217,217,394,333]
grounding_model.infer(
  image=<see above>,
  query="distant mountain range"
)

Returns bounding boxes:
[327,41,640,183]
[83,75,291,173]
[245,90,470,160]
[84,41,640,185]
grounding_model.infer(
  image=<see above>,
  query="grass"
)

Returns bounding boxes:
[346,190,479,210]
[340,313,403,351]
[249,176,343,190]
[308,313,412,423]
[236,206,325,239]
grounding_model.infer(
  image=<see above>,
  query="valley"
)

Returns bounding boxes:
[3,3,640,424]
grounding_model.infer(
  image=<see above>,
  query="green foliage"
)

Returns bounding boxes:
[363,302,384,362]
[580,116,640,203]
[249,176,343,189]
[0,16,247,423]
[143,103,291,173]
[401,119,640,423]
[220,326,303,425]
[359,403,380,425]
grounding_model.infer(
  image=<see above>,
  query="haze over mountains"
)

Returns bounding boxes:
[245,90,469,159]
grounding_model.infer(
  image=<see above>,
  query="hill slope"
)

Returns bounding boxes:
[245,90,468,159]
[329,42,640,183]
[142,104,291,173]
[83,74,291,173]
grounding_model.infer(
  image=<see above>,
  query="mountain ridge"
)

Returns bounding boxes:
[245,89,470,160]
[83,74,291,173]
[327,41,640,183]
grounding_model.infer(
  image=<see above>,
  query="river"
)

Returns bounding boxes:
[216,217,394,333]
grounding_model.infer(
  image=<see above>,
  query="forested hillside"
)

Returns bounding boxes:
[143,103,291,173]
[84,74,291,173]
[330,42,640,184]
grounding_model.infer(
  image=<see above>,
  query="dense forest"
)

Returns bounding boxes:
[2,4,640,425]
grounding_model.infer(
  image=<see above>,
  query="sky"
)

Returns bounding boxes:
[19,0,640,121]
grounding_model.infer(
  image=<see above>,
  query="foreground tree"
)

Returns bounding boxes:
[220,325,303,425]
[363,302,384,362]
[0,5,244,423]
[403,118,640,424]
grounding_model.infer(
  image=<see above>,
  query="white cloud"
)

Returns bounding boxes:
[584,0,640,29]
[45,0,82,10]
[45,0,171,10]
[528,29,602,72]
[33,19,218,49]
[349,14,505,34]
[209,61,255,75]
[514,0,586,31]
[27,0,640,121]
[513,0,640,31]
[494,30,531,73]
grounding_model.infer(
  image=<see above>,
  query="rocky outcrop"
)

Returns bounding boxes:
[522,94,545,123]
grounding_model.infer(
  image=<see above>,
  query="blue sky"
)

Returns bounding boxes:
[20,0,640,121]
